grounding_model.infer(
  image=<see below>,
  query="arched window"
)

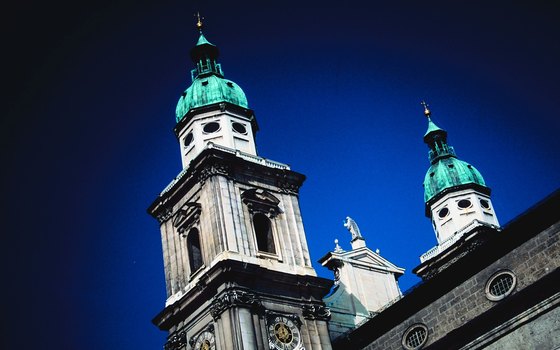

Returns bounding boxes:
[187,228,203,272]
[253,213,276,254]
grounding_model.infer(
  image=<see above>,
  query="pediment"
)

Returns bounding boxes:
[341,248,405,275]
[241,188,281,217]
[172,202,201,235]
[241,188,280,205]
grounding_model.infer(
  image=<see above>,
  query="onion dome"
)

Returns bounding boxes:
[175,29,248,122]
[421,102,489,204]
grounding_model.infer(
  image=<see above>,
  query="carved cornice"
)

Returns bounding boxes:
[197,162,231,184]
[301,304,331,321]
[210,289,262,320]
[149,148,306,223]
[156,207,173,224]
[277,179,300,195]
[417,231,489,280]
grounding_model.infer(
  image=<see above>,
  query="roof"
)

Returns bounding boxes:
[176,75,248,122]
[423,157,487,203]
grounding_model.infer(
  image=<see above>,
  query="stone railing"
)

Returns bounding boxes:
[420,220,497,262]
[207,142,290,170]
[160,143,290,196]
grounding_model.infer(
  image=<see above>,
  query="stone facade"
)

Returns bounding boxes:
[149,146,333,350]
[319,231,404,340]
[333,191,560,349]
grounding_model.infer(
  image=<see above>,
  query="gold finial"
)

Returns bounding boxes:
[420,100,431,117]
[195,12,204,32]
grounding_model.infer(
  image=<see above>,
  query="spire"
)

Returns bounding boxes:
[417,101,500,269]
[189,14,221,78]
[195,12,204,32]
[420,102,454,163]
[420,101,489,211]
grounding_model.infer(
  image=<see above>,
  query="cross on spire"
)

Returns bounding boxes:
[195,12,204,32]
[421,100,431,117]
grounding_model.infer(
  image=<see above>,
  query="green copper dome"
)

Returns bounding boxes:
[176,76,248,122]
[175,32,249,122]
[423,157,486,202]
[422,113,488,203]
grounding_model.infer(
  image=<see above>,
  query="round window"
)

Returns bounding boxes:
[457,199,472,209]
[402,324,428,350]
[485,270,516,301]
[232,122,247,134]
[184,132,194,147]
[203,122,220,134]
[480,199,490,210]
[437,207,449,219]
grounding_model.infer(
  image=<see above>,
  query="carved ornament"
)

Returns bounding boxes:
[210,289,261,320]
[241,188,282,218]
[301,304,331,321]
[164,330,187,350]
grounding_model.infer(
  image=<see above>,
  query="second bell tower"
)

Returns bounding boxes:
[149,18,332,350]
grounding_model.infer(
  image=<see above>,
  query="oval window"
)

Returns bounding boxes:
[232,122,247,134]
[480,199,490,209]
[437,207,449,218]
[203,122,220,134]
[184,132,194,147]
[402,324,428,350]
[457,199,472,209]
[485,271,516,301]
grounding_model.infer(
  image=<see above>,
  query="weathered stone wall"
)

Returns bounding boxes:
[361,221,560,349]
[484,305,560,350]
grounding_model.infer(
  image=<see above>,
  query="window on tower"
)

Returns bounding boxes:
[187,228,203,273]
[253,213,276,254]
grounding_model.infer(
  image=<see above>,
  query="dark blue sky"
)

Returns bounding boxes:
[3,1,559,349]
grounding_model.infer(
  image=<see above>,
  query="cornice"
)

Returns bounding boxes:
[147,148,306,223]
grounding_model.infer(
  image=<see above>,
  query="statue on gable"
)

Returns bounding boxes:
[344,216,363,241]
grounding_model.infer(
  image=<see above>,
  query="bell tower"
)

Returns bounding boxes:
[148,17,332,350]
[414,102,500,279]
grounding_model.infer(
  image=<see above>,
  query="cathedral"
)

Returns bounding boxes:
[147,18,560,350]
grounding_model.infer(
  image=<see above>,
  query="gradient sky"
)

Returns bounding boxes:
[3,1,559,349]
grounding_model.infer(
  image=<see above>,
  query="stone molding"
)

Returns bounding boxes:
[458,291,560,350]
[197,162,231,184]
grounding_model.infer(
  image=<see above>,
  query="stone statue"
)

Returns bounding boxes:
[344,216,363,241]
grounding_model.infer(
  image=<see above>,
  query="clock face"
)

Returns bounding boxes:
[194,331,216,350]
[268,316,301,350]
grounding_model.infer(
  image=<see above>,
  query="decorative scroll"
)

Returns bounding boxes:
[164,330,187,350]
[210,289,261,320]
[301,304,331,321]
[197,163,231,184]
[277,180,300,195]
[156,207,173,224]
